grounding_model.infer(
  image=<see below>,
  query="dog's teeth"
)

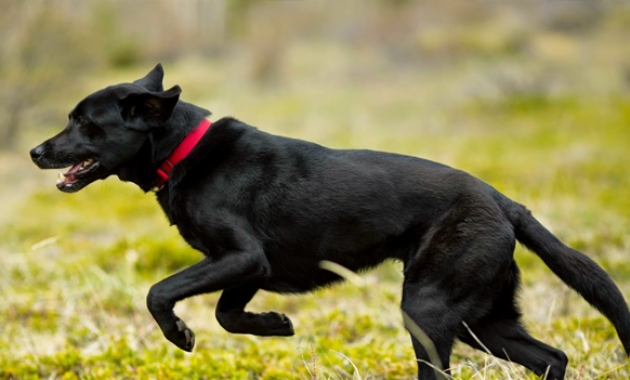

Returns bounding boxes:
[86,159,94,164]
[58,172,66,183]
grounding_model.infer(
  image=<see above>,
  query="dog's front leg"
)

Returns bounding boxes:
[146,252,268,352]
[215,282,294,336]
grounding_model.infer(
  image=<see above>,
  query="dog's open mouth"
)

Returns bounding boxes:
[56,159,100,192]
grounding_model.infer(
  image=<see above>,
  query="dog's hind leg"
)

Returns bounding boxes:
[215,282,294,336]
[401,200,517,379]
[458,318,568,379]
[458,262,568,379]
[402,279,469,380]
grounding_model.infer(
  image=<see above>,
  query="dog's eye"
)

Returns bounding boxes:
[76,117,87,126]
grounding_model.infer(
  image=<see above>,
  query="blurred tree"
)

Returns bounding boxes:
[226,0,288,85]
[91,2,141,68]
[0,2,100,149]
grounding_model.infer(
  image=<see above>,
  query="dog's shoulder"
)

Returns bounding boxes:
[168,117,249,179]
[202,116,255,147]
[168,117,290,190]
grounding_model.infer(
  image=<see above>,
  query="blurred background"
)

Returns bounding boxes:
[1,1,630,379]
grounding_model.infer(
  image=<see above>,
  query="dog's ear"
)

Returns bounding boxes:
[133,63,164,92]
[121,85,182,131]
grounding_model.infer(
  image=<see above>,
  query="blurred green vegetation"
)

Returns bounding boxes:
[2,1,630,379]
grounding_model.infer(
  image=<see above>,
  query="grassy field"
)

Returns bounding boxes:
[2,6,630,379]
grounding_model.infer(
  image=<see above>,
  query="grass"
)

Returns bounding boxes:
[3,10,630,379]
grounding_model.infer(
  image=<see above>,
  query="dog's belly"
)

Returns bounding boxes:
[258,244,408,294]
[258,272,342,294]
[254,220,429,294]
[258,252,349,293]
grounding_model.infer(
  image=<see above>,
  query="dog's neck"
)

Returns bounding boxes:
[115,101,211,192]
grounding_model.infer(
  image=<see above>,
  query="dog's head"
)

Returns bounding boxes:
[30,64,181,193]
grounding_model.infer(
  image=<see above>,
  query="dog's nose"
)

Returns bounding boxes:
[30,145,45,163]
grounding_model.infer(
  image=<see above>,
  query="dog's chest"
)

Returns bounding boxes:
[155,189,208,254]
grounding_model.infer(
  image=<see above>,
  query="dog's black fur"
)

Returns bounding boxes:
[31,65,630,380]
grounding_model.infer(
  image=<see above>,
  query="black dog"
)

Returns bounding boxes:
[31,65,630,379]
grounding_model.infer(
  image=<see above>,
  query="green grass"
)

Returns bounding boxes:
[3,15,630,379]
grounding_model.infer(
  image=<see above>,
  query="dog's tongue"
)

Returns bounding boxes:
[67,162,83,175]
[60,162,83,184]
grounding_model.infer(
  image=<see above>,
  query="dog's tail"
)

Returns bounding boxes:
[495,191,630,355]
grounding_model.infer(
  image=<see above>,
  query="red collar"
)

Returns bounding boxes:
[156,119,211,190]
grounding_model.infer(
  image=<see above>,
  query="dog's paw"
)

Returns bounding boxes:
[166,317,196,352]
[260,311,295,336]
